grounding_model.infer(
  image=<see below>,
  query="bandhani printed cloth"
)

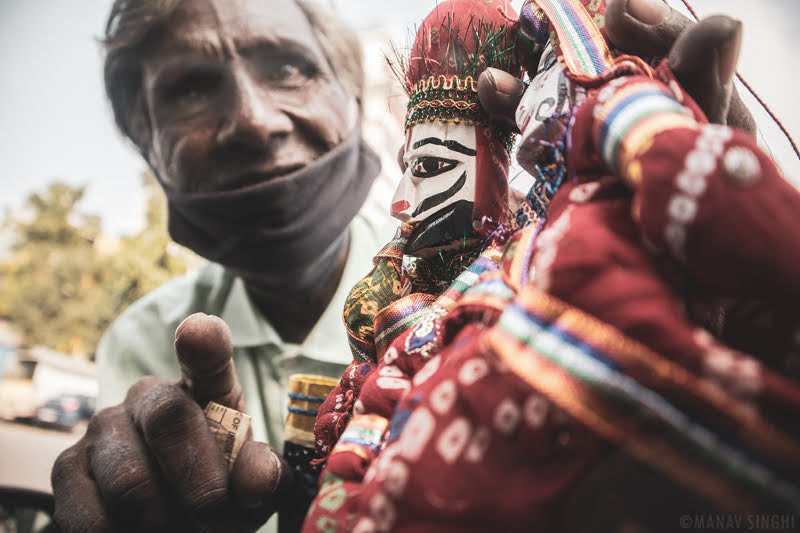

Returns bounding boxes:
[304,235,519,533]
[343,280,800,532]
[488,288,800,514]
[516,67,800,513]
[302,58,800,533]
[560,68,800,419]
[303,0,800,530]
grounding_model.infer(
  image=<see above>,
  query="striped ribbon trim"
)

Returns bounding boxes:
[615,112,696,184]
[504,219,543,289]
[435,254,501,310]
[445,271,517,328]
[593,81,694,173]
[332,414,389,455]
[458,272,516,302]
[534,0,614,78]
[489,287,800,512]
[374,253,504,356]
[346,334,377,364]
[489,322,763,512]
[373,292,437,360]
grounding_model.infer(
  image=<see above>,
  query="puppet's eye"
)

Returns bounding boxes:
[410,157,457,178]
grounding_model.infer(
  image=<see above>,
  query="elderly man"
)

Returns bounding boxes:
[51,0,756,531]
[52,0,386,531]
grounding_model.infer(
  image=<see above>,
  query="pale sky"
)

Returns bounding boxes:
[0,0,797,237]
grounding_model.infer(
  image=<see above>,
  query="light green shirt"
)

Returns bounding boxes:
[96,214,391,531]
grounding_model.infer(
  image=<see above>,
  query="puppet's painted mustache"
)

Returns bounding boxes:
[405,199,477,257]
[411,171,467,218]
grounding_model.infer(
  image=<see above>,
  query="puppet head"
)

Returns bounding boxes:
[391,0,521,257]
[513,0,615,221]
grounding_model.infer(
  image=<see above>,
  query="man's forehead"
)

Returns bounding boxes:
[156,0,318,56]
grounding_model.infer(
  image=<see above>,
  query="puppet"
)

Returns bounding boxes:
[303,0,800,531]
[301,1,522,531]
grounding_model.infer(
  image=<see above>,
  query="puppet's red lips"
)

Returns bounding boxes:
[391,200,410,214]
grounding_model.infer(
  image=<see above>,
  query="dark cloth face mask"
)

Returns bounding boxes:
[160,129,381,293]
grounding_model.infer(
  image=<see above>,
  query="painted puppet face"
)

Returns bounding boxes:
[518,45,563,126]
[392,121,478,224]
[515,42,581,174]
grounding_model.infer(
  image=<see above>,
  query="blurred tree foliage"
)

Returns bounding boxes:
[0,173,188,359]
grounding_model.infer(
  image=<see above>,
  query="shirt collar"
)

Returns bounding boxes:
[219,215,386,364]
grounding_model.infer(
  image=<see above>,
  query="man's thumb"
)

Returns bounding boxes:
[605,0,691,61]
[174,312,245,412]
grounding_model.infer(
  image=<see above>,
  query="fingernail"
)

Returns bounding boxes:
[627,0,671,25]
[717,20,742,83]
[485,67,525,97]
[175,312,207,337]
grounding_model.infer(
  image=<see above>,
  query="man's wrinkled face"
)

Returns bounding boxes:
[141,0,355,193]
[392,121,478,224]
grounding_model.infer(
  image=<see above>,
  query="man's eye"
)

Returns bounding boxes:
[410,157,457,178]
[163,72,220,106]
[262,57,319,87]
[275,64,300,80]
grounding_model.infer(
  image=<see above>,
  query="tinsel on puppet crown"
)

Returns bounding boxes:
[390,0,522,151]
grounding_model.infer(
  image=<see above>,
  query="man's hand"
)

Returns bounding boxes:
[477,0,756,136]
[604,0,755,136]
[51,313,292,532]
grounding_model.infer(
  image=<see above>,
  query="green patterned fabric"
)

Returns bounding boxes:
[343,225,411,363]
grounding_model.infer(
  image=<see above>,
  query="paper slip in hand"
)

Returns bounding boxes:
[203,401,251,470]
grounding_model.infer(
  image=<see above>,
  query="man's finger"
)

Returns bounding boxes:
[175,312,244,411]
[230,441,295,530]
[477,67,526,132]
[128,381,234,520]
[51,437,112,533]
[87,406,175,529]
[605,0,691,61]
[668,15,739,126]
[606,0,756,135]
[668,15,756,136]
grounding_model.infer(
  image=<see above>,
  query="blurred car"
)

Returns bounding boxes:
[0,486,56,533]
[73,394,96,419]
[33,395,84,431]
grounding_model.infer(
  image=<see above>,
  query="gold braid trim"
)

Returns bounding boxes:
[408,74,479,95]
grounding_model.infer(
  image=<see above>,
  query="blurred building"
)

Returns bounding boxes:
[0,326,96,421]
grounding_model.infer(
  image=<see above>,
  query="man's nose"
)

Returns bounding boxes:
[216,73,292,147]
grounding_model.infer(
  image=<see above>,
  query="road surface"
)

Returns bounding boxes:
[0,419,84,493]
